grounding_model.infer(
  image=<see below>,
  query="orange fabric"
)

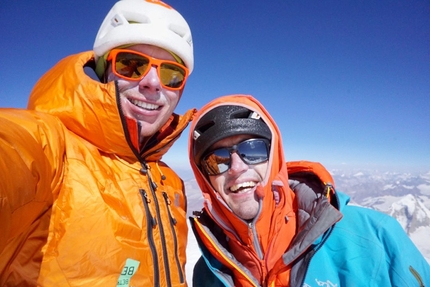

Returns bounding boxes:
[188,95,297,286]
[0,51,195,286]
[287,161,336,188]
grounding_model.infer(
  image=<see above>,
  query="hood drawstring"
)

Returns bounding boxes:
[155,161,167,181]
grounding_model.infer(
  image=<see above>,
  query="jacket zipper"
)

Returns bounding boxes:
[162,191,185,284]
[248,222,263,260]
[139,141,184,287]
[146,171,172,287]
[139,189,160,286]
[409,266,425,287]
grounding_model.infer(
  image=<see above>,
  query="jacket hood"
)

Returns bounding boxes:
[28,51,195,162]
[189,95,297,269]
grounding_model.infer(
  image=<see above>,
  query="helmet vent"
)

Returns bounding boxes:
[169,23,191,43]
[122,11,151,25]
[230,109,260,120]
[194,121,215,135]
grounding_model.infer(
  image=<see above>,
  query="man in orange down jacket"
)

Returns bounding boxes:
[188,94,429,286]
[0,0,195,286]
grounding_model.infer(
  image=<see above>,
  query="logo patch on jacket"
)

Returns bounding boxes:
[117,259,140,287]
[303,279,338,287]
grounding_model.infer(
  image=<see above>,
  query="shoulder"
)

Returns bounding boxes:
[0,109,66,148]
[335,191,397,227]
[310,202,430,285]
[329,202,424,265]
[335,202,405,242]
[323,197,409,258]
[342,203,400,230]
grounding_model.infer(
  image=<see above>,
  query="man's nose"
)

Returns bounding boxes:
[228,152,248,174]
[138,66,161,91]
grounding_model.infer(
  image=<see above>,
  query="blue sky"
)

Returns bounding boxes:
[1,1,429,173]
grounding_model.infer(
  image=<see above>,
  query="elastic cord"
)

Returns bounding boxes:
[155,161,166,180]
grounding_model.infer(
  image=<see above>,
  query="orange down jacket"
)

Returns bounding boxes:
[0,51,195,286]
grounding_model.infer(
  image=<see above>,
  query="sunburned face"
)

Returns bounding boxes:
[207,135,269,220]
[106,44,183,141]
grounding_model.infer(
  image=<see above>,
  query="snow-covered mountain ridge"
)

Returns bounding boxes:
[331,168,430,263]
[332,168,430,206]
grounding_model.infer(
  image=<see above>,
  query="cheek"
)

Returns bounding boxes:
[116,79,138,92]
[209,176,224,194]
[256,162,269,179]
[163,89,181,106]
[106,70,136,91]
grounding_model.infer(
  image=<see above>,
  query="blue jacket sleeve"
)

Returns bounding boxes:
[377,213,429,286]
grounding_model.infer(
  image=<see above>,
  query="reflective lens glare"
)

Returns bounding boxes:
[201,138,270,176]
[107,49,188,90]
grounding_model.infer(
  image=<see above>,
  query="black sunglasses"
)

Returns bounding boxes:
[201,138,270,176]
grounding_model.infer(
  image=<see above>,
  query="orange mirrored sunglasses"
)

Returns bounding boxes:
[107,49,189,90]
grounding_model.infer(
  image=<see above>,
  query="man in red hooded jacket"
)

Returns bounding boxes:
[188,94,429,286]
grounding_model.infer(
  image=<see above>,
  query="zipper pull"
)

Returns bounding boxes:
[140,189,157,227]
[162,192,177,225]
[143,190,151,204]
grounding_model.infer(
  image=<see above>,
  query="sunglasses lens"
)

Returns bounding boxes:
[202,139,269,176]
[237,139,269,164]
[160,63,187,88]
[203,148,231,175]
[115,52,149,79]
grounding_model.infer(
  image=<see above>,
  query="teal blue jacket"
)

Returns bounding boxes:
[191,190,429,286]
[302,191,429,286]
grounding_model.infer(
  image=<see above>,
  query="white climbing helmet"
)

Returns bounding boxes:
[93,0,194,73]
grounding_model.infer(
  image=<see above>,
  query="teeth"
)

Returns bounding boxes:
[230,181,256,192]
[130,99,159,110]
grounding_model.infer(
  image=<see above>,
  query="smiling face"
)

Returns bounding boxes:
[207,134,269,220]
[106,44,183,141]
